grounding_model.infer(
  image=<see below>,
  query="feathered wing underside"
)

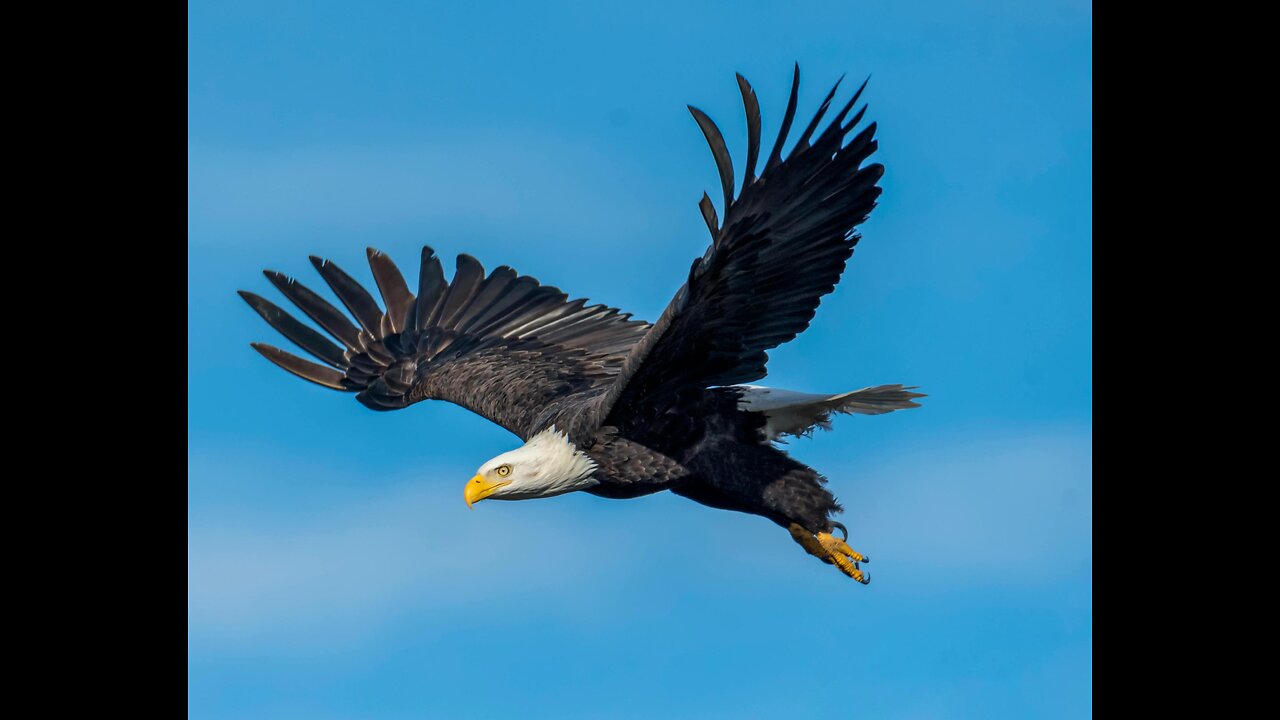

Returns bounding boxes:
[240,247,650,439]
[595,66,885,427]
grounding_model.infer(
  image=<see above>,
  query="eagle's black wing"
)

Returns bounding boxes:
[594,67,884,425]
[240,247,650,440]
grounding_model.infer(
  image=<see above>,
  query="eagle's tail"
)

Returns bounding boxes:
[735,384,925,441]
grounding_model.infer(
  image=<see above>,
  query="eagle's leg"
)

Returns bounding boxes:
[787,523,871,584]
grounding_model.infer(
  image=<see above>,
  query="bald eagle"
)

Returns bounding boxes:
[239,67,923,584]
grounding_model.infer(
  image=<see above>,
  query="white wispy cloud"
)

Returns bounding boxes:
[188,478,614,648]
[186,132,672,242]
[852,425,1093,588]
[188,425,1091,649]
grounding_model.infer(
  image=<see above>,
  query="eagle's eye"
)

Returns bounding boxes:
[495,464,512,477]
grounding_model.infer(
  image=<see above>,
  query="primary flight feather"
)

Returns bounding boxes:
[240,66,923,584]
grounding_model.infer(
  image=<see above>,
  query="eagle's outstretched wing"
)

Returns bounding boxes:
[240,247,650,440]
[596,67,884,425]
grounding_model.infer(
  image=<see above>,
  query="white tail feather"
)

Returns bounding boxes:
[735,384,925,442]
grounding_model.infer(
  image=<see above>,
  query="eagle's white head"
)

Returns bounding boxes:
[464,427,599,507]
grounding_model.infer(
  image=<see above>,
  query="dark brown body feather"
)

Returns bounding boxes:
[241,67,888,536]
[584,388,841,533]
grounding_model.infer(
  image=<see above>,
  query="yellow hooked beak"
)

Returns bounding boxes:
[465,474,511,509]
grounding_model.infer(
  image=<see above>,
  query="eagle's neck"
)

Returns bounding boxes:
[513,426,599,498]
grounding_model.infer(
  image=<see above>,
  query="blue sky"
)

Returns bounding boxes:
[188,2,1092,718]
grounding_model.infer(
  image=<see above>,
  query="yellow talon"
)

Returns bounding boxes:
[817,532,868,565]
[789,524,871,585]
